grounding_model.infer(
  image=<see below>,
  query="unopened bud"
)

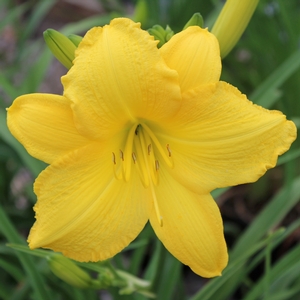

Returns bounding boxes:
[132,0,147,24]
[148,24,174,48]
[211,0,259,58]
[44,29,77,69]
[68,34,83,47]
[183,13,204,30]
[48,254,91,288]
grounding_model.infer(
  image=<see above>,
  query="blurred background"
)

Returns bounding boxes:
[0,0,300,299]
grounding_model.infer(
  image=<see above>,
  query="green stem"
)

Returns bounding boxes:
[105,260,126,286]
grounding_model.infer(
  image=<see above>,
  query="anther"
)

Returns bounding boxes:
[135,124,140,135]
[112,152,116,164]
[120,150,124,161]
[148,144,152,155]
[166,144,172,157]
[132,152,137,164]
[155,160,159,171]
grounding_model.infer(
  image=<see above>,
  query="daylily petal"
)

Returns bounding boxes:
[150,168,228,277]
[7,94,90,164]
[157,82,297,193]
[28,140,150,261]
[62,18,181,141]
[160,26,221,93]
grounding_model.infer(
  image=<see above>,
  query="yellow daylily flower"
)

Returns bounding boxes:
[7,18,296,278]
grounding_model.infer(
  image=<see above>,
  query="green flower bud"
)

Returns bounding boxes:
[165,25,174,42]
[48,254,91,288]
[44,29,77,69]
[68,34,83,47]
[132,0,148,24]
[183,13,204,30]
[148,24,174,48]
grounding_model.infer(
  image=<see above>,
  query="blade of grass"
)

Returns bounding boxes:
[0,3,28,29]
[128,224,153,275]
[61,14,113,36]
[0,206,52,300]
[231,176,300,260]
[0,286,10,300]
[0,258,24,282]
[190,228,285,300]
[250,49,300,108]
[19,45,53,94]
[277,148,300,165]
[243,244,300,300]
[20,0,56,43]
[0,75,19,100]
[158,256,182,300]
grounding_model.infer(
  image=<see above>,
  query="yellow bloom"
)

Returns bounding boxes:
[7,18,296,278]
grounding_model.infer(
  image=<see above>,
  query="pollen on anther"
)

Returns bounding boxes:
[120,150,124,161]
[155,160,160,171]
[112,152,116,164]
[166,144,172,157]
[148,144,152,155]
[132,152,137,164]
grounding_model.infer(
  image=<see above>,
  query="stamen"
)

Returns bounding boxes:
[112,152,122,180]
[141,123,174,168]
[123,124,138,182]
[139,129,159,186]
[133,136,150,187]
[112,152,116,164]
[166,144,172,157]
[119,150,124,161]
[132,152,137,164]
[112,123,169,203]
[155,160,159,171]
[135,124,140,135]
[150,181,163,227]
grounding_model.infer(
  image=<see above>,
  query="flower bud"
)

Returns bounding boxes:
[183,13,204,30]
[211,0,259,58]
[132,0,147,24]
[48,254,91,288]
[44,29,77,69]
[68,34,83,47]
[148,25,174,48]
[165,25,174,42]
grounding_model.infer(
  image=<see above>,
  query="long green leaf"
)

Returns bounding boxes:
[244,244,300,300]
[0,206,52,300]
[231,176,300,259]
[250,50,300,108]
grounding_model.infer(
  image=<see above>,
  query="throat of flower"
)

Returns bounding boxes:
[112,123,173,226]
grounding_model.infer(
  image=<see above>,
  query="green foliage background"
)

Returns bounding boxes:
[0,0,300,299]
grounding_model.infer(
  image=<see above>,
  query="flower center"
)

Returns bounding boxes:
[112,123,173,226]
